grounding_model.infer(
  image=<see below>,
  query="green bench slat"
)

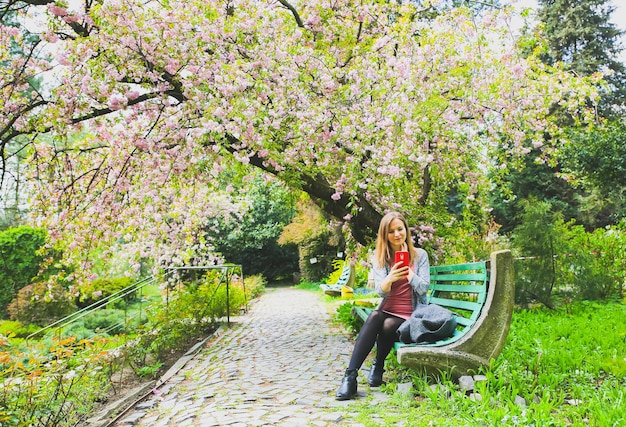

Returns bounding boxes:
[453,316,473,326]
[428,297,482,312]
[351,259,490,348]
[429,284,485,293]
[431,261,486,272]
[352,306,373,321]
[431,273,487,282]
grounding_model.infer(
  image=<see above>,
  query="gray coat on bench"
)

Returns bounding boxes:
[396,303,457,344]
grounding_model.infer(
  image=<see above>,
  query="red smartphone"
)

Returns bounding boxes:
[394,250,410,268]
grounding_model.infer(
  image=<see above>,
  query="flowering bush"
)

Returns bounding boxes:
[76,277,135,309]
[6,282,76,326]
[0,336,111,427]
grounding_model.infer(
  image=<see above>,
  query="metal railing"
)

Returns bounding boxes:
[26,264,244,341]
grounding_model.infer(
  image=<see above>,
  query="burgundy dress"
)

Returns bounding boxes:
[381,277,413,320]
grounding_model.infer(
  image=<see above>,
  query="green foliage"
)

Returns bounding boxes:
[127,272,264,369]
[560,222,626,300]
[334,302,362,336]
[511,199,565,307]
[537,0,626,116]
[135,361,163,379]
[490,150,585,234]
[294,281,321,292]
[280,197,344,282]
[0,226,47,315]
[0,271,267,425]
[333,300,626,427]
[301,232,347,283]
[512,199,625,304]
[0,321,39,339]
[0,336,112,427]
[241,273,266,300]
[209,175,299,282]
[6,281,77,326]
[81,309,132,335]
[562,122,626,213]
[353,264,371,288]
[77,276,135,309]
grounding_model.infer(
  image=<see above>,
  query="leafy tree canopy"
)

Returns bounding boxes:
[0,0,596,278]
[0,225,47,314]
[208,174,299,281]
[537,0,626,116]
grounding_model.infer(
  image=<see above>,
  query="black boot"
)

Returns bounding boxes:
[335,369,358,400]
[367,360,384,387]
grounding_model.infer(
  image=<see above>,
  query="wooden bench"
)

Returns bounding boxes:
[320,263,355,296]
[352,250,515,379]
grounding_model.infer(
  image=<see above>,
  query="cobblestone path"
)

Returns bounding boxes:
[114,287,377,427]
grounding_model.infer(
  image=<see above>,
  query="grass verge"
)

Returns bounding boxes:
[332,299,626,427]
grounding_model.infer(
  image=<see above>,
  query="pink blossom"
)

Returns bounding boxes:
[108,96,126,111]
[56,52,71,66]
[63,15,80,24]
[48,4,67,16]
[305,14,321,28]
[126,90,140,100]
[331,192,341,201]
[419,225,436,234]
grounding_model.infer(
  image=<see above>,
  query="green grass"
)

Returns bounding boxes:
[335,300,626,427]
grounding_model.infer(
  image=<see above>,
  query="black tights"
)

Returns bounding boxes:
[347,310,404,371]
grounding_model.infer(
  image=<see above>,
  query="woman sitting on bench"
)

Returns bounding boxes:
[335,211,430,400]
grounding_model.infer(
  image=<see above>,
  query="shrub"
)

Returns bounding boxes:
[0,321,40,339]
[511,199,567,307]
[126,271,264,370]
[0,226,47,316]
[279,197,344,282]
[241,273,266,300]
[81,309,131,335]
[335,301,362,336]
[512,200,626,304]
[77,277,135,309]
[6,281,76,326]
[560,223,626,300]
[0,336,111,427]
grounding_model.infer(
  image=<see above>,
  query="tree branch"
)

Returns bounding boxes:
[277,0,304,28]
[221,133,381,245]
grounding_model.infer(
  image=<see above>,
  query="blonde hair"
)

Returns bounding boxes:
[374,211,418,268]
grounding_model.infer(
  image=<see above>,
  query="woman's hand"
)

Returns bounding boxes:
[390,261,410,280]
[382,261,410,292]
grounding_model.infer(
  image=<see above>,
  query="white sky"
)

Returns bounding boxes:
[508,0,626,64]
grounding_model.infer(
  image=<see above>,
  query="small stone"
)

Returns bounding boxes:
[119,411,146,424]
[473,375,488,383]
[396,382,413,396]
[469,392,482,402]
[458,375,475,393]
[322,412,344,423]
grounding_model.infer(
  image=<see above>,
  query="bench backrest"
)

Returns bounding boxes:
[337,265,352,284]
[427,260,489,343]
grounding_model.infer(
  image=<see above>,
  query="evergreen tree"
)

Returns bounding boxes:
[491,0,626,232]
[537,0,626,116]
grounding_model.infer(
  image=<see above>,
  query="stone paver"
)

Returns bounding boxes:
[114,287,378,426]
